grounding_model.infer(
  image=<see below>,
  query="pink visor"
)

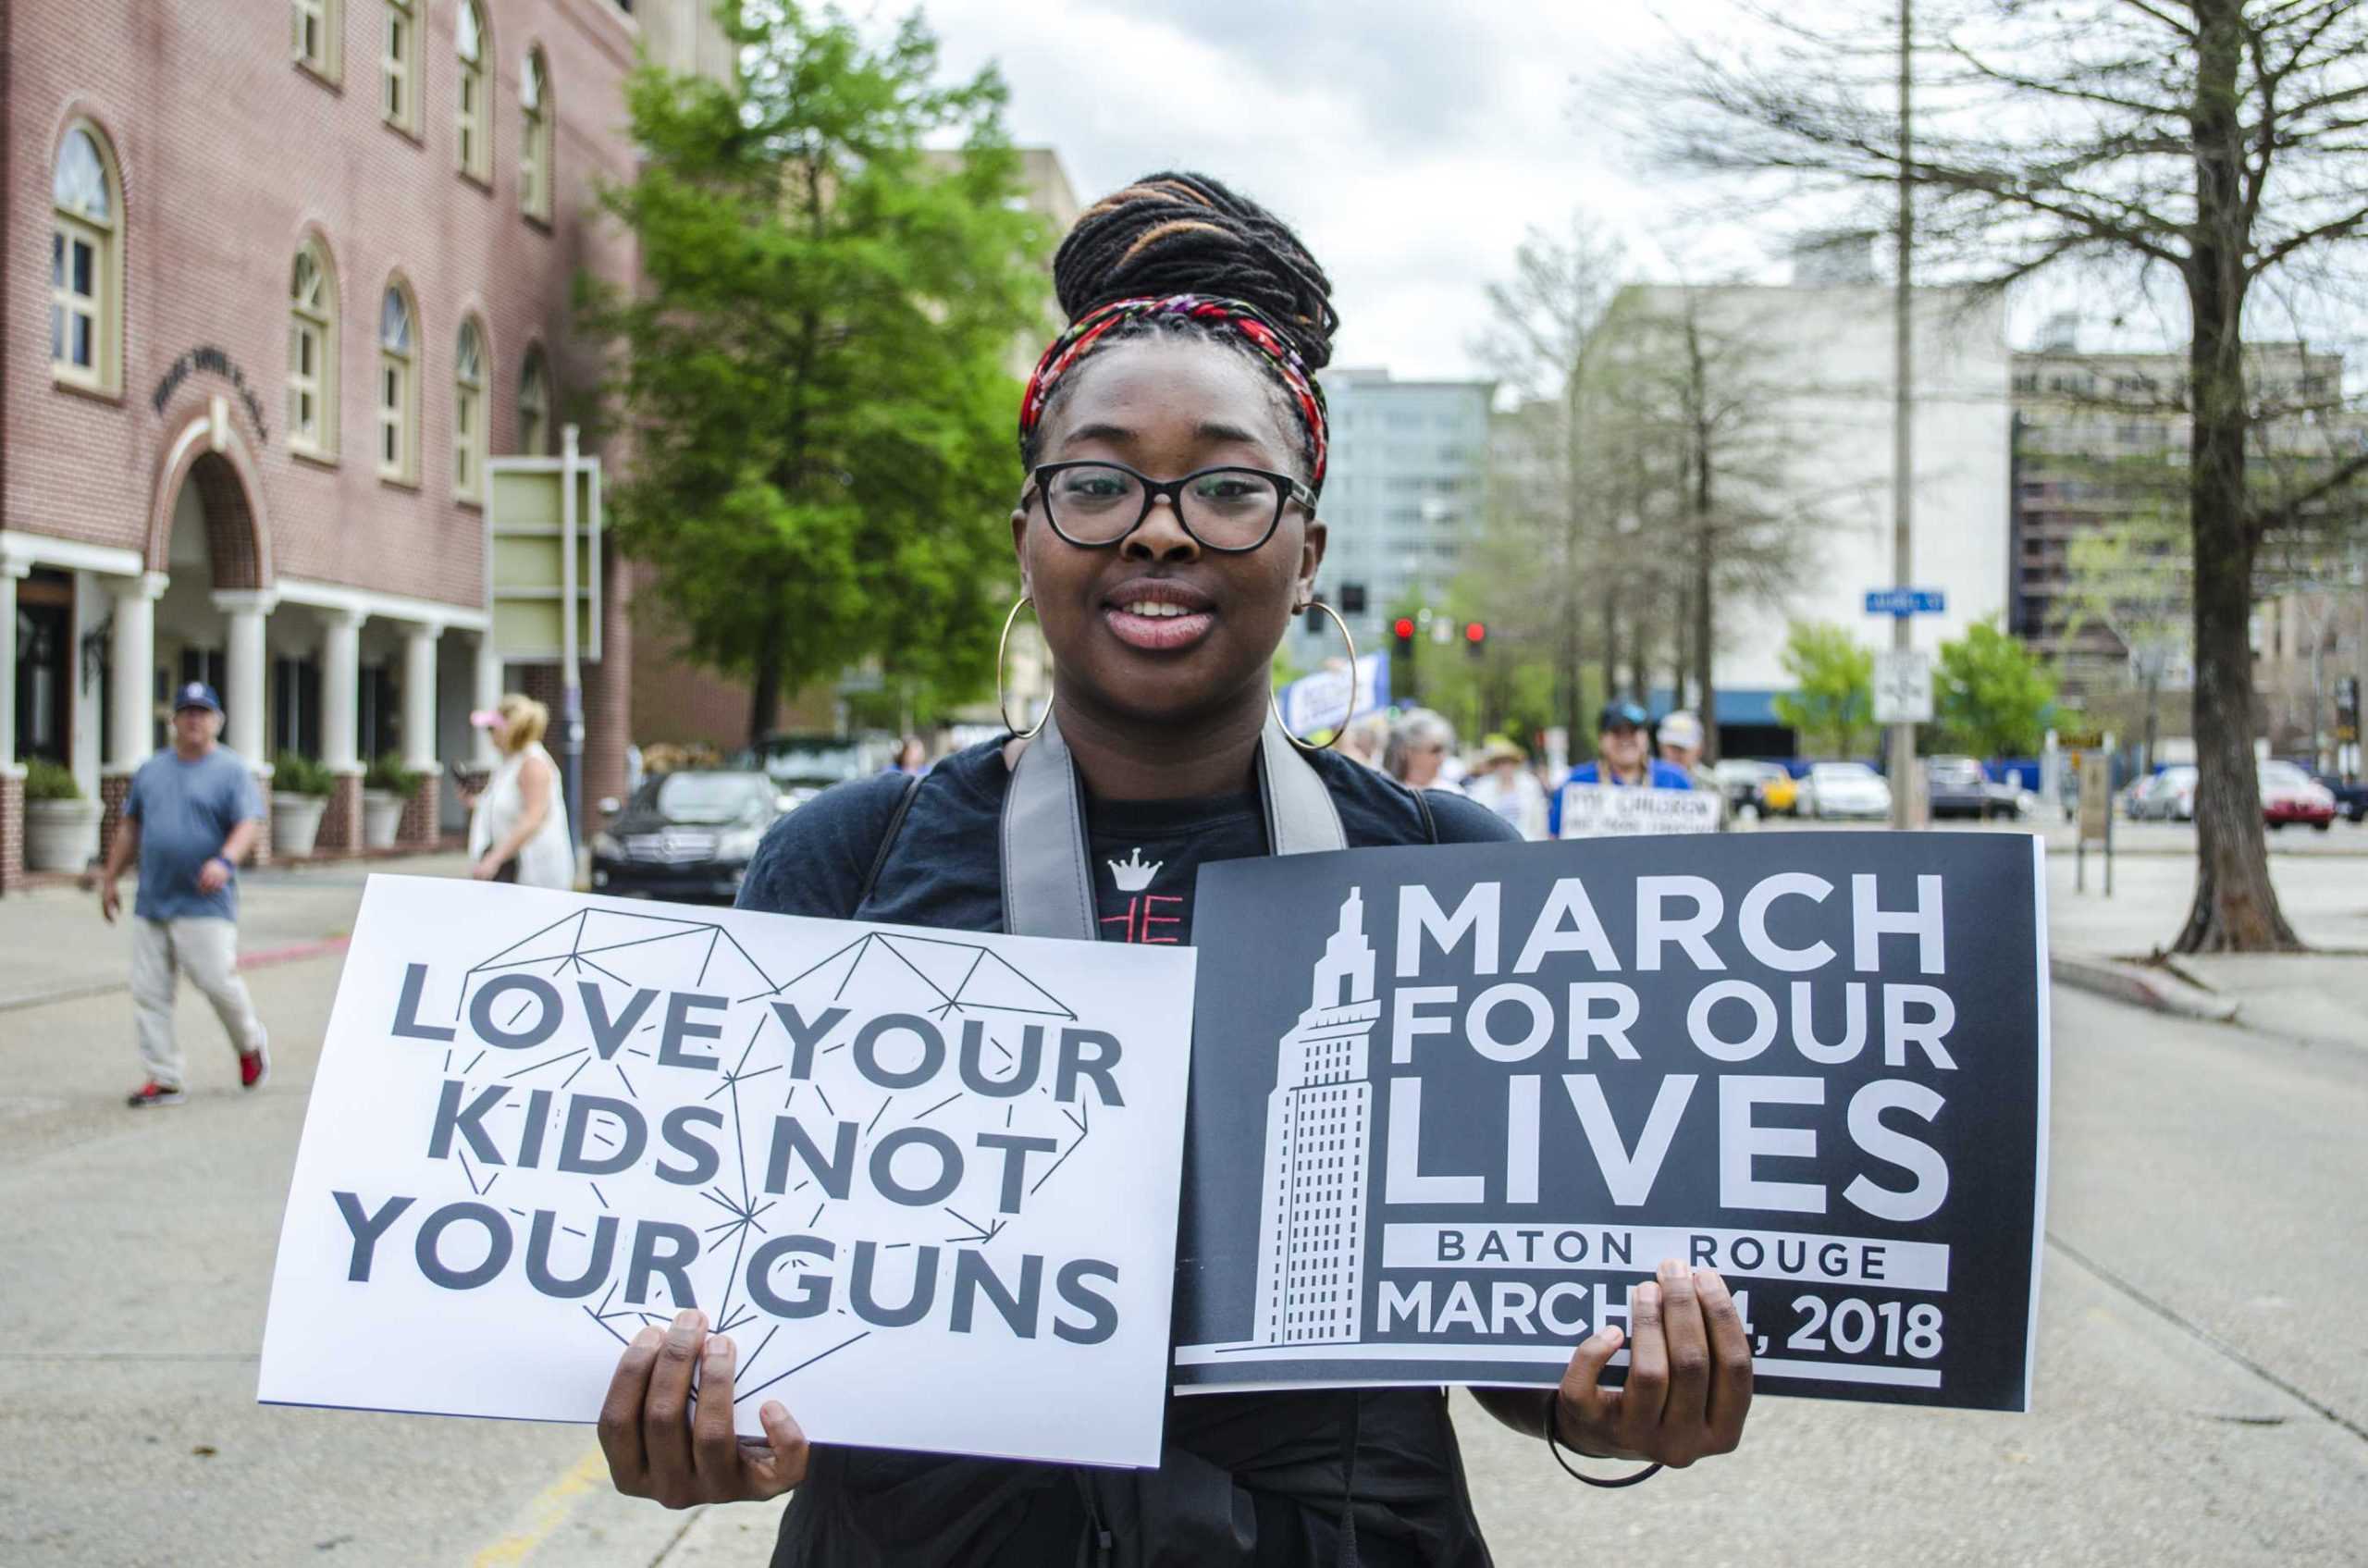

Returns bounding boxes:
[468,709,505,728]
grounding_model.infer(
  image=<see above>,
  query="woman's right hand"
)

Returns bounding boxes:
[598,1309,810,1508]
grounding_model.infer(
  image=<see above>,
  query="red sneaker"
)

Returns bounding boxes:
[127,1080,187,1109]
[240,1044,271,1091]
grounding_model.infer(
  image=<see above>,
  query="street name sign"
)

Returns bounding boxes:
[1873,649,1935,725]
[1865,588,1947,617]
[1175,832,2050,1413]
[261,876,1197,1467]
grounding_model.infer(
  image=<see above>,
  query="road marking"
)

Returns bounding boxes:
[469,1447,611,1566]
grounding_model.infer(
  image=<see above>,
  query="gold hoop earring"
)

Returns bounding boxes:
[997,595,1049,739]
[1271,599,1359,752]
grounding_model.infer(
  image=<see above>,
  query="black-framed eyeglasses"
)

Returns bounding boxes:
[1028,461,1316,554]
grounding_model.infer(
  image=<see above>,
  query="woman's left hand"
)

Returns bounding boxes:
[1554,1258,1752,1468]
[470,854,501,882]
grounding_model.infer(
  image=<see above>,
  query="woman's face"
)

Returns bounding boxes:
[1400,741,1445,789]
[1012,337,1325,732]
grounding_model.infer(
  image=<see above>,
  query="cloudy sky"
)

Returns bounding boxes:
[889,0,1769,382]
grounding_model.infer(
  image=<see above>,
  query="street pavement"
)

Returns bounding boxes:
[1,849,2362,1565]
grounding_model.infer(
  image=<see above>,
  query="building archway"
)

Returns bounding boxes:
[145,408,273,587]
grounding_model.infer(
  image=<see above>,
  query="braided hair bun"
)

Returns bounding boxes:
[1054,172,1338,371]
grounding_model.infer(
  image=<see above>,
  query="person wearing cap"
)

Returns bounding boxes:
[1464,736,1549,839]
[99,682,271,1108]
[1548,699,1695,837]
[1656,710,1724,800]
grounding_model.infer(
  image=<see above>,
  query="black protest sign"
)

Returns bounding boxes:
[1172,833,2046,1412]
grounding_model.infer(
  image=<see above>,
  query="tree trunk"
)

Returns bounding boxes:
[1694,542,1717,761]
[746,615,785,753]
[2174,0,2299,953]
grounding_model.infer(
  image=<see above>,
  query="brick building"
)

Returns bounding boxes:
[1,0,721,890]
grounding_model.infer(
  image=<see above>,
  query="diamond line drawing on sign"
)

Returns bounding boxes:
[391,902,1105,1416]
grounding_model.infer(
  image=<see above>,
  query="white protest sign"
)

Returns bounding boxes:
[260,876,1196,1468]
[1556,783,1722,839]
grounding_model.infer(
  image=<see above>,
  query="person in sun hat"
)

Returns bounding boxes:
[98,680,270,1108]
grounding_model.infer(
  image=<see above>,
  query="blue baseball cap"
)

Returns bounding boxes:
[1597,699,1648,733]
[173,681,223,714]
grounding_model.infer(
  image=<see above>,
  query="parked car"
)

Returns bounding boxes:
[591,770,785,903]
[2312,770,2368,824]
[1804,761,1893,821]
[1924,755,2004,820]
[740,733,885,807]
[2127,765,2197,821]
[1712,759,1791,819]
[2259,759,2337,831]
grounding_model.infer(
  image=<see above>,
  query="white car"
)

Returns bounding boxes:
[1805,761,1893,821]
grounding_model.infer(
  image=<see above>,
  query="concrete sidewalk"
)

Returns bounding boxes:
[0,852,470,1012]
[2040,840,2368,1041]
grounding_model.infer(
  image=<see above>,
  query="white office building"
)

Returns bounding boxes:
[1616,267,2012,753]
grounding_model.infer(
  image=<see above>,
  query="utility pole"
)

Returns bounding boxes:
[560,422,585,855]
[1888,0,1918,831]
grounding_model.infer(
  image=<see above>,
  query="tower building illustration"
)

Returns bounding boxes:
[1252,888,1381,1345]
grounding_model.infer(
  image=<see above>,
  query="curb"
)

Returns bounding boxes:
[2050,950,2240,1022]
[0,932,351,1014]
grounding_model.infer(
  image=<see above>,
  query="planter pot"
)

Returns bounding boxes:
[362,789,406,851]
[24,797,101,873]
[272,793,328,858]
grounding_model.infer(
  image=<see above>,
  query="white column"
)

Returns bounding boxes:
[402,622,442,770]
[472,635,502,768]
[212,590,276,767]
[0,562,23,771]
[107,573,166,772]
[320,608,365,772]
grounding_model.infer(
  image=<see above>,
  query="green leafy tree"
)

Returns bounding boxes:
[1771,621,1874,757]
[580,4,1047,747]
[1932,620,2056,759]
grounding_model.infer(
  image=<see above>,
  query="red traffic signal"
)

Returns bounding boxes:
[1464,621,1486,643]
[1393,616,1417,642]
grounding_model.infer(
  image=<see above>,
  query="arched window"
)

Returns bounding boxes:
[519,49,552,221]
[517,347,550,456]
[377,282,417,482]
[288,241,339,457]
[455,3,489,183]
[51,124,120,393]
[382,0,420,134]
[291,0,341,80]
[454,317,487,500]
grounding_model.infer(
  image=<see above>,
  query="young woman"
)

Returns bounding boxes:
[594,173,1752,1565]
[459,693,573,890]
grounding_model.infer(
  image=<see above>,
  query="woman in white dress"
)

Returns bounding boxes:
[458,693,574,889]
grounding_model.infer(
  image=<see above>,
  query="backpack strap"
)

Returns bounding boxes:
[1413,786,1439,845]
[853,772,924,917]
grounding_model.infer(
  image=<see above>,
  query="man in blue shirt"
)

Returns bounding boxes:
[1548,699,1695,837]
[98,682,270,1107]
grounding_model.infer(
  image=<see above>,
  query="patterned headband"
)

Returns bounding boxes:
[1018,294,1329,491]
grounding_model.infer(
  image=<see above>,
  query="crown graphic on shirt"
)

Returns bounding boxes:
[1107,846,1163,893]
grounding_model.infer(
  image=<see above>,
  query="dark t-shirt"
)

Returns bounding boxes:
[737,739,1519,1568]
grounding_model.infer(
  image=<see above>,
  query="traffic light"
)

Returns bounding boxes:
[1394,616,1417,648]
[1464,621,1487,658]
[1391,615,1418,701]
